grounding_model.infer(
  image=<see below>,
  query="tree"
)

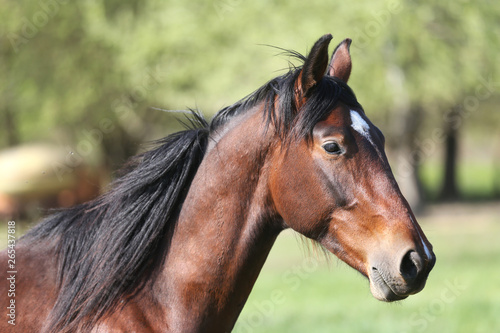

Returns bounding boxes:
[1,0,498,207]
[350,1,500,206]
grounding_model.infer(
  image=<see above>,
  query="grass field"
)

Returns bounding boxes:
[1,202,499,332]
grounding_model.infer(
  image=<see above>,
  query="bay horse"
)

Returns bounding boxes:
[0,34,435,332]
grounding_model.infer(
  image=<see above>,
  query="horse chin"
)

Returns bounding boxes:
[368,269,408,302]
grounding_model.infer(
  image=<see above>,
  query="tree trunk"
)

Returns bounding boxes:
[392,104,426,213]
[439,108,460,200]
[3,108,19,147]
[493,127,500,198]
[385,63,425,212]
[403,105,426,212]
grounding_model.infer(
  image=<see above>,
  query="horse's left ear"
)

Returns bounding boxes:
[327,38,352,83]
[299,34,332,96]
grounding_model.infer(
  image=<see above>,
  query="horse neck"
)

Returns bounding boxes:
[155,106,282,330]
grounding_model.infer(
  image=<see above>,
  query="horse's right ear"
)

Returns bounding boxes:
[297,34,333,97]
[327,38,352,83]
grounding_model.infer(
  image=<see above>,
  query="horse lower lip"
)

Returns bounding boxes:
[371,268,407,302]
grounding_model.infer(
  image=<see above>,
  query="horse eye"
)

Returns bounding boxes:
[322,142,343,155]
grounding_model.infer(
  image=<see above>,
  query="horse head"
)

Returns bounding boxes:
[269,34,435,301]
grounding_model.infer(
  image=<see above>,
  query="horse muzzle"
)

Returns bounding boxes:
[368,249,436,302]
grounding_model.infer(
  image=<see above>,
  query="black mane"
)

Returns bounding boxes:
[25,51,360,333]
[211,53,360,140]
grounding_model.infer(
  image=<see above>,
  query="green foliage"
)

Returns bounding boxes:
[2,1,496,137]
[1,0,499,195]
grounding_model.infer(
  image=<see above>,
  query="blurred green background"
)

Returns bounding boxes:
[1,0,499,332]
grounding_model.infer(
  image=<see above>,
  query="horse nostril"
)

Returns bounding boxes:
[400,250,422,281]
[428,252,436,271]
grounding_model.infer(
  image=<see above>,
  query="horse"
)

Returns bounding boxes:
[0,144,103,221]
[0,34,435,332]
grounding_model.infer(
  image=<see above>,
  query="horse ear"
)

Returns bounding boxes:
[299,34,332,96]
[327,38,352,82]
